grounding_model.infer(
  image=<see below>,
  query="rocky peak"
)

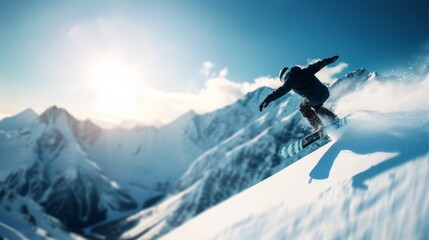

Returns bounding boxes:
[343,68,370,79]
[39,105,72,125]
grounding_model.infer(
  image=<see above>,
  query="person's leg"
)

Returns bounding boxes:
[300,99,324,132]
[314,105,339,124]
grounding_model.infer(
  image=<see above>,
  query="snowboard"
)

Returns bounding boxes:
[279,114,350,159]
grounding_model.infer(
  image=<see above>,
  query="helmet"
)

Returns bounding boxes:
[279,67,289,83]
[290,66,301,74]
[279,66,301,83]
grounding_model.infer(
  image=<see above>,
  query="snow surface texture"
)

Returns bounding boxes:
[161,112,429,240]
[160,73,429,239]
[120,68,378,239]
[158,75,428,239]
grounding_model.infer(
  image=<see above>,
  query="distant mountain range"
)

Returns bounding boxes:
[0,68,375,239]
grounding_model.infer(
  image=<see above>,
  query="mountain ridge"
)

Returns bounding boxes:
[117,68,376,239]
[0,68,384,239]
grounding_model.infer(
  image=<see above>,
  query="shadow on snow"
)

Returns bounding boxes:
[309,125,429,189]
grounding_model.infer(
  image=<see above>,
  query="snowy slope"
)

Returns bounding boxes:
[119,69,375,239]
[160,72,429,240]
[162,111,429,240]
[2,67,427,239]
[0,194,85,240]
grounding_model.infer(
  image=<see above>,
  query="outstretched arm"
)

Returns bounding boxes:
[304,55,339,75]
[259,83,292,111]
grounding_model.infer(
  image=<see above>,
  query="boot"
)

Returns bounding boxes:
[314,106,339,125]
[300,101,324,132]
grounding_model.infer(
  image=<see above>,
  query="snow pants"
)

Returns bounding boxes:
[299,99,338,131]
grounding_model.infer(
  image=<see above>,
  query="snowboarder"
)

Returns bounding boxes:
[259,56,340,132]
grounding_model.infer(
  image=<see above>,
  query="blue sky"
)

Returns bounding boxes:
[1,0,428,125]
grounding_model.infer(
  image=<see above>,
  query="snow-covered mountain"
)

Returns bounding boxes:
[329,68,373,102]
[0,108,38,131]
[2,83,289,238]
[162,111,429,239]
[157,70,429,240]
[0,104,217,238]
[117,68,381,239]
[2,67,427,239]
[0,106,139,238]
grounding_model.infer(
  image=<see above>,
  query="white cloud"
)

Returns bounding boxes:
[219,68,228,78]
[134,74,279,125]
[316,62,349,84]
[199,61,215,77]
[305,58,348,84]
[103,66,282,126]
[241,76,282,92]
[91,60,348,127]
[139,60,349,125]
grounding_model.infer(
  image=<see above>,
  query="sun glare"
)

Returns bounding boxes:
[91,58,141,122]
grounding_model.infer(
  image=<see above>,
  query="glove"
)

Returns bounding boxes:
[259,101,269,112]
[329,55,339,63]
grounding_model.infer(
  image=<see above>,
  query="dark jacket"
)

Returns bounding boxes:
[264,57,336,106]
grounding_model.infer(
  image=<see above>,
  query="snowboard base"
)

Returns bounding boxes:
[279,115,350,159]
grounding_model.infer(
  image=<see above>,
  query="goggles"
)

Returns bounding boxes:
[280,68,290,83]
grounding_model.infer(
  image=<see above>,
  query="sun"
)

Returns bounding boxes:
[90,58,140,122]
